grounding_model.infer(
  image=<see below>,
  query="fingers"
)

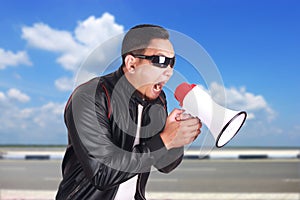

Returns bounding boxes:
[165,110,203,148]
[183,125,200,135]
[180,117,201,128]
[176,113,192,121]
[171,108,185,116]
[177,115,201,131]
[184,128,201,144]
[193,127,201,140]
[168,108,185,122]
[179,117,202,143]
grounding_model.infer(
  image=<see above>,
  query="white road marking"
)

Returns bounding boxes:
[146,192,300,200]
[43,177,62,181]
[0,167,26,171]
[283,178,300,183]
[1,190,299,200]
[149,178,178,182]
[178,167,217,172]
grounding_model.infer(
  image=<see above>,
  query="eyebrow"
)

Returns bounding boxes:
[155,52,175,57]
[144,48,174,57]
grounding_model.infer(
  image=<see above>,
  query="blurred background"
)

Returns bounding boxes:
[0,0,299,199]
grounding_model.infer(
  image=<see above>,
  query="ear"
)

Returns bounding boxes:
[124,54,136,73]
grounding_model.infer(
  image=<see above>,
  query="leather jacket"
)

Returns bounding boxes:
[56,67,183,200]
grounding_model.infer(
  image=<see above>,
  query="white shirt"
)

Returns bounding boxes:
[114,104,143,200]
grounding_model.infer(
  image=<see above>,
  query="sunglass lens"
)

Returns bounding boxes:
[170,58,175,68]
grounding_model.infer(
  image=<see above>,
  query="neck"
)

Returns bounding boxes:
[122,67,146,99]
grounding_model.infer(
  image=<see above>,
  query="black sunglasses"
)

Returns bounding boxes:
[132,54,175,68]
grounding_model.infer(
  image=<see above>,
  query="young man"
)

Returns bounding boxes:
[56,24,202,200]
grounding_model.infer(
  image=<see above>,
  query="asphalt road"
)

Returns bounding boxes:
[0,159,299,193]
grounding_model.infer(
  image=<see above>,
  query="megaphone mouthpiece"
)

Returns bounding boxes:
[174,82,196,106]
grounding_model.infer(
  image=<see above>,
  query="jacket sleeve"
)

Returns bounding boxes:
[154,147,184,173]
[65,81,174,191]
[143,93,184,173]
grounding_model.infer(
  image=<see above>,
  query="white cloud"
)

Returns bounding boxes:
[0,48,32,69]
[22,12,124,91]
[0,89,66,144]
[55,70,99,91]
[13,73,22,80]
[55,76,74,91]
[207,82,276,121]
[22,22,86,72]
[75,13,124,47]
[33,102,65,127]
[191,83,297,147]
[7,88,30,103]
[0,88,30,106]
[22,23,80,52]
[0,91,6,101]
[0,12,124,144]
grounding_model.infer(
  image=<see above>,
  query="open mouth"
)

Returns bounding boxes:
[153,82,165,92]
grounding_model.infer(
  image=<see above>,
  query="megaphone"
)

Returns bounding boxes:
[174,82,247,148]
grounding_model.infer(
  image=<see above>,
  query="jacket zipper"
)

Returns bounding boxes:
[66,179,87,200]
[66,185,80,200]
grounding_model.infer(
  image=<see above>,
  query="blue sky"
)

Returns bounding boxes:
[0,0,299,147]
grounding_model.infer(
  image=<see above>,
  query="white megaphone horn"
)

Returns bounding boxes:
[174,82,247,148]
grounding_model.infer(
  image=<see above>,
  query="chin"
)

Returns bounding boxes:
[147,91,161,100]
[143,84,164,100]
[147,95,159,100]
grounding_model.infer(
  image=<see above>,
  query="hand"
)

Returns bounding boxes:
[175,112,193,121]
[160,109,202,150]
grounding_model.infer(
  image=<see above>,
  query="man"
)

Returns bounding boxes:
[56,24,202,200]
